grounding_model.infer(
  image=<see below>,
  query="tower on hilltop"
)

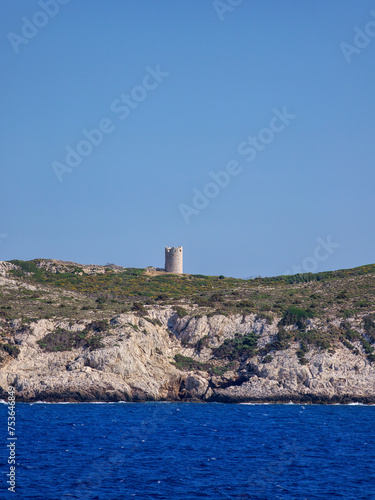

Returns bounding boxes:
[165,246,183,274]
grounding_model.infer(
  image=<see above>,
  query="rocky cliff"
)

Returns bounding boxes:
[0,259,375,403]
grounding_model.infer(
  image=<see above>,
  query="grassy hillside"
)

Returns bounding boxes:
[2,259,375,320]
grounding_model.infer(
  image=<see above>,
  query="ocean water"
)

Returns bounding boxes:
[1,402,375,500]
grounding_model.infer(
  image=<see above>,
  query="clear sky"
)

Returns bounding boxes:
[1,0,374,278]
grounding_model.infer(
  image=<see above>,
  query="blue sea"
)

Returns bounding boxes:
[1,402,375,499]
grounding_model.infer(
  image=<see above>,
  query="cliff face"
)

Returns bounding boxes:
[1,306,375,404]
[0,311,182,402]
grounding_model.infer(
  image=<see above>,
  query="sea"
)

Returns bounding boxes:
[1,402,375,500]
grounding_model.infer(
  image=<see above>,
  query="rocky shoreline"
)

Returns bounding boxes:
[1,306,375,405]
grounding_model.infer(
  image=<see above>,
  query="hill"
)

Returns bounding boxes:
[0,259,374,403]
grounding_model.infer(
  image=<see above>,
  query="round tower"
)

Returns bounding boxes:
[165,246,183,274]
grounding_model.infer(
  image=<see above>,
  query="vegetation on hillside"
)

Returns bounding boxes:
[172,354,234,376]
[36,320,107,352]
[0,259,375,367]
[2,259,374,321]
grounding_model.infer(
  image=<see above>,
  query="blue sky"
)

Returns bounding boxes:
[1,0,375,278]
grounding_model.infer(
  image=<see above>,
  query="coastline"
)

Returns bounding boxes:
[1,260,375,407]
[2,392,375,405]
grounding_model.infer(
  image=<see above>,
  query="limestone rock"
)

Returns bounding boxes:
[0,307,375,404]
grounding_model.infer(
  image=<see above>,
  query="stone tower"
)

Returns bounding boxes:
[165,246,183,274]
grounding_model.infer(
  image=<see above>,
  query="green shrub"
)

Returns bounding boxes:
[346,329,360,341]
[156,294,169,301]
[1,344,20,358]
[262,355,273,363]
[358,300,371,308]
[284,273,318,284]
[9,260,40,274]
[9,260,45,283]
[213,332,258,360]
[209,365,230,376]
[341,320,374,362]
[37,328,79,352]
[341,339,358,352]
[341,323,360,342]
[296,329,331,350]
[37,327,104,352]
[195,335,210,353]
[172,354,231,376]
[173,354,217,374]
[341,309,355,318]
[0,308,12,320]
[84,320,109,333]
[235,301,255,312]
[296,340,309,364]
[127,322,139,332]
[175,306,188,318]
[145,317,162,327]
[280,306,315,330]
[363,315,375,342]
[131,302,146,314]
[256,312,274,324]
[193,297,214,308]
[85,336,104,350]
[259,326,292,355]
[361,339,374,355]
[123,268,144,276]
